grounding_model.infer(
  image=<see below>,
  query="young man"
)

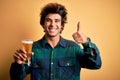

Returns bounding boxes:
[10,3,102,80]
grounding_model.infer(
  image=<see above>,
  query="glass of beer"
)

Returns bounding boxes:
[21,40,33,65]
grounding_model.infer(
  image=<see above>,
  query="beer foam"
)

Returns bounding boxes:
[22,40,33,44]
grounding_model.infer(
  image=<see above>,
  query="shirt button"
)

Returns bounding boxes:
[89,44,92,48]
[51,73,53,76]
[67,63,70,66]
[51,62,53,65]
[51,73,53,78]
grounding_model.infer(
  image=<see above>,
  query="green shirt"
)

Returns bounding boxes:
[10,36,102,80]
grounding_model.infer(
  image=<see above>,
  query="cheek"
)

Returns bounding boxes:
[57,23,62,28]
[57,25,62,31]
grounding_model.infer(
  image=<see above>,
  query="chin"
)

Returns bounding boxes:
[49,33,59,37]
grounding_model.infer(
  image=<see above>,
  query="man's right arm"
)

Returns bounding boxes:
[10,62,27,80]
[10,49,28,80]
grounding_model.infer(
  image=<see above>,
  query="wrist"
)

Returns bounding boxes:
[82,37,90,44]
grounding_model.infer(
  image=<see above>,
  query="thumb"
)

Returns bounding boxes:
[77,21,81,32]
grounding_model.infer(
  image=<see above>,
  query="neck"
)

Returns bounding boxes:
[45,35,60,48]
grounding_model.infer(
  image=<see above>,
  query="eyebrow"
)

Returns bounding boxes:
[45,18,61,21]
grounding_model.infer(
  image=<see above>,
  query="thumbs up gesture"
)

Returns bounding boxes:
[72,22,88,44]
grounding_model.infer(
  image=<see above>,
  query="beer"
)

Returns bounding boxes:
[21,40,33,65]
[21,40,33,57]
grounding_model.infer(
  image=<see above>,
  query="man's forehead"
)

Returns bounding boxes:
[45,13,61,19]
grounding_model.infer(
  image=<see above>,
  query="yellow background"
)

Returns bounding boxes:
[0,0,120,80]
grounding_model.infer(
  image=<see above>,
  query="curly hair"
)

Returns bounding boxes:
[40,3,67,32]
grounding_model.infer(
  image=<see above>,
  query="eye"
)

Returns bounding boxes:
[55,19,61,23]
[45,18,52,22]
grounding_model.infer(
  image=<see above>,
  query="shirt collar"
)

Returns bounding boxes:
[41,36,66,48]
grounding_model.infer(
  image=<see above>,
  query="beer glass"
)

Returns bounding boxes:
[21,40,33,65]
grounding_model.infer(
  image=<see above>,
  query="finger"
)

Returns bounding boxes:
[20,48,27,53]
[22,53,27,59]
[16,49,27,58]
[13,53,21,60]
[16,49,26,53]
[15,51,27,61]
[77,21,81,32]
[13,54,25,64]
[18,49,27,58]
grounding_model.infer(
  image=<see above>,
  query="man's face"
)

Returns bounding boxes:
[43,13,62,37]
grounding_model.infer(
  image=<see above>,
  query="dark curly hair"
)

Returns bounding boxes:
[40,3,67,32]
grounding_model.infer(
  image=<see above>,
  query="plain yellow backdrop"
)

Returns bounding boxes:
[0,0,120,80]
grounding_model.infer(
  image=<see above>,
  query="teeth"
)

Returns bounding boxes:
[49,28,56,32]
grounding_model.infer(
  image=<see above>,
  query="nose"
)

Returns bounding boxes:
[50,21,56,27]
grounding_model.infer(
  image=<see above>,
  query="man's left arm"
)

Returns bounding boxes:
[80,38,102,69]
[72,21,102,69]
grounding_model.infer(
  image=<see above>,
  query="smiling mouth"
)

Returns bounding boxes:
[48,27,57,32]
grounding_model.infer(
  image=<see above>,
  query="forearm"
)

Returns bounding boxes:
[10,62,27,80]
[81,38,102,69]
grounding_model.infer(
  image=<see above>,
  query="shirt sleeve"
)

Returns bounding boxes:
[10,62,30,80]
[80,38,102,69]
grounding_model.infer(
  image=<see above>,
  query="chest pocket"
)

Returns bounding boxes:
[57,58,76,80]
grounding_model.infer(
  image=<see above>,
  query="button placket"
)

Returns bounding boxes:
[50,50,54,79]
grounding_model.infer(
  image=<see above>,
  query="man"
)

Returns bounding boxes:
[10,3,102,80]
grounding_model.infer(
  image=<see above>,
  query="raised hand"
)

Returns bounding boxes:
[72,22,88,44]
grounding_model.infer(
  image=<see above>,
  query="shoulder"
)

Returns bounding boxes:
[62,38,83,54]
[32,39,43,48]
[61,38,79,47]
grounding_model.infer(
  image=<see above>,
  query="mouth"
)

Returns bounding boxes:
[48,27,57,32]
